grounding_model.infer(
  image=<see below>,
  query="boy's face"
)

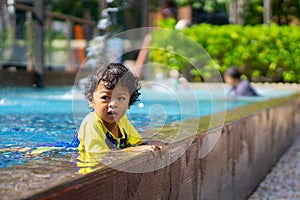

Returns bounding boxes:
[224,74,239,87]
[224,74,233,84]
[91,82,130,125]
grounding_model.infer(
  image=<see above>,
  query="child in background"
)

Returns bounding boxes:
[224,66,258,97]
[78,63,163,153]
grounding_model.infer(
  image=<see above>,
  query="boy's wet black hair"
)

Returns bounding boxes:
[224,66,242,79]
[85,63,141,106]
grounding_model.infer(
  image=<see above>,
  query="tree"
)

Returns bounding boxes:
[227,0,245,24]
[170,0,300,25]
[263,0,271,25]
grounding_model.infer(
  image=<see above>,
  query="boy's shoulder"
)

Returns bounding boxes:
[119,114,131,125]
[238,80,251,88]
[81,112,98,125]
[120,114,128,120]
[80,112,106,132]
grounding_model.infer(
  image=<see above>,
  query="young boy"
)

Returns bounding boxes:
[78,63,162,153]
[2,63,162,156]
[224,66,258,97]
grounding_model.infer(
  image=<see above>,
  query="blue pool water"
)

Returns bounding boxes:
[0,86,294,168]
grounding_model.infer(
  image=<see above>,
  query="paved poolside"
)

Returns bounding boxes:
[248,134,300,199]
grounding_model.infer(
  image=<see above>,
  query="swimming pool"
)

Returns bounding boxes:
[0,85,294,168]
[0,83,298,200]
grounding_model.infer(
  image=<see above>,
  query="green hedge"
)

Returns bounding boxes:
[149,22,300,83]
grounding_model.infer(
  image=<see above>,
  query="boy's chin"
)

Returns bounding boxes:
[104,116,119,124]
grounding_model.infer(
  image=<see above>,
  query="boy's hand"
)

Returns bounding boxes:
[127,145,157,152]
[120,145,156,153]
[121,141,167,155]
[142,140,168,154]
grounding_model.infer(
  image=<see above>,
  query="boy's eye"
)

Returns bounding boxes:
[118,96,126,101]
[101,96,110,101]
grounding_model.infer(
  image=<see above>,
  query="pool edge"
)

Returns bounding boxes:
[22,90,300,199]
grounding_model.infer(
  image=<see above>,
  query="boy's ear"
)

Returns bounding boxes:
[87,94,94,107]
[88,100,94,108]
[87,93,93,102]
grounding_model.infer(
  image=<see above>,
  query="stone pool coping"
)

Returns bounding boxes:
[1,83,300,200]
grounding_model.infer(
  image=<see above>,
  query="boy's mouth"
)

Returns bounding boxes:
[107,110,118,117]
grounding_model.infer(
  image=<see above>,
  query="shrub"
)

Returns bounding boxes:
[150,22,300,83]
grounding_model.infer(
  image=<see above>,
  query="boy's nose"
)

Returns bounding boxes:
[109,100,117,108]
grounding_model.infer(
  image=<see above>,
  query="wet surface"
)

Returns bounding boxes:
[0,149,150,200]
[0,153,79,200]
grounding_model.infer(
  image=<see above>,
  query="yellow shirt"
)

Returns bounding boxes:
[78,112,142,153]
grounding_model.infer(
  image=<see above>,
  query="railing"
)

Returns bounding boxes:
[0,1,98,73]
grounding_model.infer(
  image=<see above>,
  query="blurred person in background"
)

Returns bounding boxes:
[224,66,258,97]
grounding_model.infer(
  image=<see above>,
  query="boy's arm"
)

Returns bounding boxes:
[122,115,167,153]
[141,139,166,150]
[122,139,167,154]
[78,121,108,153]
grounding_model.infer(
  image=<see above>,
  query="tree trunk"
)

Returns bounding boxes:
[263,0,272,26]
[227,0,245,24]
